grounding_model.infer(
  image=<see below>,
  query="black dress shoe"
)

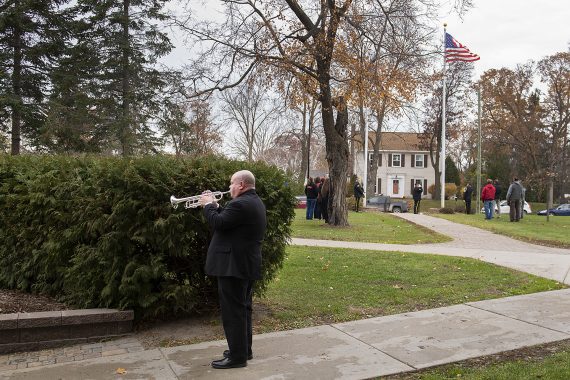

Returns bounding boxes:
[223,350,253,360]
[211,357,247,369]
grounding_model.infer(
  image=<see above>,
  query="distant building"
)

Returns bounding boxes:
[353,132,434,199]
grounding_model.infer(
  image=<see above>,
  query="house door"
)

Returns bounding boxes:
[392,179,399,195]
[388,176,404,197]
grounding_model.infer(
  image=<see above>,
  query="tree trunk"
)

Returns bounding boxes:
[429,116,442,200]
[323,95,349,226]
[368,101,388,196]
[547,176,554,222]
[356,100,366,181]
[299,101,308,181]
[11,0,22,155]
[121,0,132,156]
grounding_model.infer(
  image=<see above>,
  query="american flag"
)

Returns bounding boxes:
[445,33,480,62]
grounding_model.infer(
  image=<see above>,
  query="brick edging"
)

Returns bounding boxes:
[0,309,134,354]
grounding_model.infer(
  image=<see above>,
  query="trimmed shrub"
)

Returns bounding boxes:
[454,205,466,213]
[428,183,458,200]
[0,155,295,320]
[439,207,455,214]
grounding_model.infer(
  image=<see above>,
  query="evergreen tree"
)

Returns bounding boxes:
[61,0,175,155]
[445,156,461,186]
[0,0,71,154]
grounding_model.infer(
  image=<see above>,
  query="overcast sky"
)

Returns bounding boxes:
[439,0,569,78]
[166,1,569,75]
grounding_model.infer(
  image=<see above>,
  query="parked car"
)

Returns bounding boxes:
[295,195,307,209]
[366,195,408,213]
[480,200,532,215]
[537,204,570,216]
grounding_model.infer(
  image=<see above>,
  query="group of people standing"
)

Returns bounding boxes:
[304,176,330,222]
[469,177,525,222]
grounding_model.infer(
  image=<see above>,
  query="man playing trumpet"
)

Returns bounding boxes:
[199,170,267,369]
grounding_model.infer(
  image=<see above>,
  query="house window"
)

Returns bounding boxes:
[392,154,401,167]
[415,154,423,168]
[368,152,381,166]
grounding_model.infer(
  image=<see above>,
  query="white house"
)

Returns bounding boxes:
[353,132,434,198]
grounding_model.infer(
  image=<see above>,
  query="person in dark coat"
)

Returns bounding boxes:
[313,177,322,220]
[304,177,318,219]
[412,182,423,214]
[506,177,524,222]
[353,179,364,212]
[463,183,473,214]
[200,170,267,369]
[493,179,502,218]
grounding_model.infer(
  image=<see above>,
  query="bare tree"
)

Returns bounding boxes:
[160,99,222,157]
[219,79,283,162]
[345,0,434,196]
[284,89,322,182]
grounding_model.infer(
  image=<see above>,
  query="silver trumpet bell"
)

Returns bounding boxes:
[170,191,230,209]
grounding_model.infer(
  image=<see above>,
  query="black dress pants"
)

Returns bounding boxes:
[465,201,471,214]
[413,199,421,214]
[217,277,254,361]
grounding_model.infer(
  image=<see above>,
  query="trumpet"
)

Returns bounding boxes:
[170,191,230,209]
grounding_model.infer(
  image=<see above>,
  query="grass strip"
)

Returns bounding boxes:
[388,340,570,379]
[432,213,570,248]
[256,246,566,333]
[291,209,450,244]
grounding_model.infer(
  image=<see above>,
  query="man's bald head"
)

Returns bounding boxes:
[233,170,255,188]
[229,170,256,198]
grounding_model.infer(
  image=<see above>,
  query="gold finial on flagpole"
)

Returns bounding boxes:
[444,23,447,28]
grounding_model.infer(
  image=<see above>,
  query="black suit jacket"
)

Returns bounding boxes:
[203,189,267,280]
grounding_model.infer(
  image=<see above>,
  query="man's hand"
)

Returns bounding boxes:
[200,190,217,208]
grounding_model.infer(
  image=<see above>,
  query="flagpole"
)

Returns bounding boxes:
[441,24,447,208]
[363,125,368,208]
[476,86,482,214]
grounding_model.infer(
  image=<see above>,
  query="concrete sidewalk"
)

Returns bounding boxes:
[2,214,570,379]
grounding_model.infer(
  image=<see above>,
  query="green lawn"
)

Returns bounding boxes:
[291,209,450,244]
[255,245,565,333]
[395,342,570,379]
[432,213,570,248]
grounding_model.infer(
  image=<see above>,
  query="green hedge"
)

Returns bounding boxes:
[0,155,295,320]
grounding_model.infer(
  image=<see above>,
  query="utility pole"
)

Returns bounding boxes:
[476,86,482,214]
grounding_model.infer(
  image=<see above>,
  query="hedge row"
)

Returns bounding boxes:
[0,155,295,320]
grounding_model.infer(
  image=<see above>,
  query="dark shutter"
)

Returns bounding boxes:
[388,154,392,167]
[378,154,382,166]
[411,154,415,167]
[424,154,428,168]
[410,179,414,194]
[423,179,427,195]
[377,178,382,194]
[401,154,405,167]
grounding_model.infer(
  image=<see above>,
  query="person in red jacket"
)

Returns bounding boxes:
[481,179,496,220]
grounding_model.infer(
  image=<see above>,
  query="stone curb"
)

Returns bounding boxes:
[0,309,134,355]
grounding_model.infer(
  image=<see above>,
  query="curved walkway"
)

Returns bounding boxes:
[2,214,570,379]
[293,213,570,285]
